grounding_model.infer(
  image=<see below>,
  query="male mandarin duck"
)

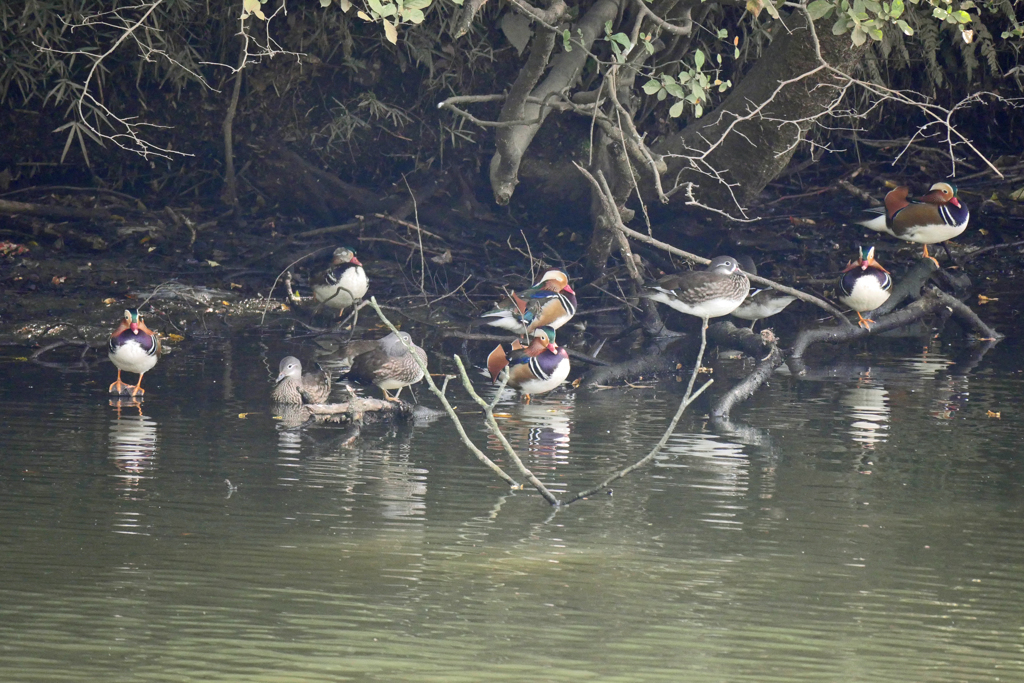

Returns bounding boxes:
[643,256,750,328]
[481,269,577,336]
[340,331,428,401]
[108,309,161,397]
[839,246,892,330]
[272,356,332,405]
[858,182,969,263]
[486,326,570,402]
[312,247,369,315]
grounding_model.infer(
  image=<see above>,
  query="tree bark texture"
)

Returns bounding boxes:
[650,11,868,213]
[489,0,628,205]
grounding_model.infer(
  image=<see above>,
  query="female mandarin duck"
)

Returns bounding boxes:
[643,256,750,328]
[731,256,797,328]
[340,331,428,401]
[312,247,369,315]
[272,356,332,405]
[858,182,969,264]
[481,269,577,336]
[839,246,892,330]
[486,326,570,402]
[108,309,161,397]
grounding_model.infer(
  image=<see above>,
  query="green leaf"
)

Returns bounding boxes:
[932,7,948,20]
[764,0,780,19]
[661,73,677,86]
[643,39,655,55]
[694,102,703,118]
[889,0,904,17]
[867,24,883,40]
[677,71,691,84]
[717,28,728,39]
[665,82,685,98]
[951,10,971,23]
[320,0,331,7]
[718,80,731,92]
[642,79,662,95]
[402,7,424,23]
[807,0,833,20]
[851,24,866,45]
[657,89,667,101]
[562,29,572,52]
[669,101,685,118]
[611,33,630,47]
[694,49,705,70]
[734,47,740,59]
[895,18,913,35]
[367,0,385,15]
[832,16,850,34]
[404,0,431,8]
[691,83,706,101]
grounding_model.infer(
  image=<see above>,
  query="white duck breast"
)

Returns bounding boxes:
[314,265,368,309]
[109,336,159,374]
[513,355,570,396]
[840,274,891,312]
[731,290,798,321]
[646,287,747,319]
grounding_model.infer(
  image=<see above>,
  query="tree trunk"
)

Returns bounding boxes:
[650,11,868,214]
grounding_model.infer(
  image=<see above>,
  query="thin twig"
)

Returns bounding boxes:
[565,322,713,504]
[365,297,520,488]
[454,356,560,506]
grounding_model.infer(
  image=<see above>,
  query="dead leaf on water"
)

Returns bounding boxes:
[978,295,998,304]
[987,410,1001,419]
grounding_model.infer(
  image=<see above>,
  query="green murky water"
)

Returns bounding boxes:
[2,334,1023,682]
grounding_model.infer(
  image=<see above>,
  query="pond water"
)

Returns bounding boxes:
[2,333,1024,682]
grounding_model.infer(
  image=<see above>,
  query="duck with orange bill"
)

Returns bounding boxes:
[486,326,570,402]
[839,246,892,330]
[857,182,969,264]
[108,309,161,397]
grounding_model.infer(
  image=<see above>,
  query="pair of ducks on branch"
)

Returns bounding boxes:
[107,181,968,399]
[645,180,969,331]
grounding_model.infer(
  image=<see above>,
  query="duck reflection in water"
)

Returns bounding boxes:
[488,397,573,469]
[108,398,158,493]
[842,374,890,452]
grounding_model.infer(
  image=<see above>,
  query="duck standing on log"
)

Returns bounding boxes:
[108,309,161,397]
[643,256,750,329]
[481,269,577,336]
[857,182,969,265]
[838,246,892,330]
[337,331,428,401]
[487,326,570,403]
[312,247,369,316]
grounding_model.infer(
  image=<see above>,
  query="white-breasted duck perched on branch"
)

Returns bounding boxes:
[272,356,331,404]
[643,256,750,328]
[731,257,797,328]
[312,247,369,315]
[481,269,577,336]
[857,182,969,265]
[108,309,161,397]
[838,246,892,330]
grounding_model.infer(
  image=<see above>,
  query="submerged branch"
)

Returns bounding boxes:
[566,321,712,504]
[366,297,521,489]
